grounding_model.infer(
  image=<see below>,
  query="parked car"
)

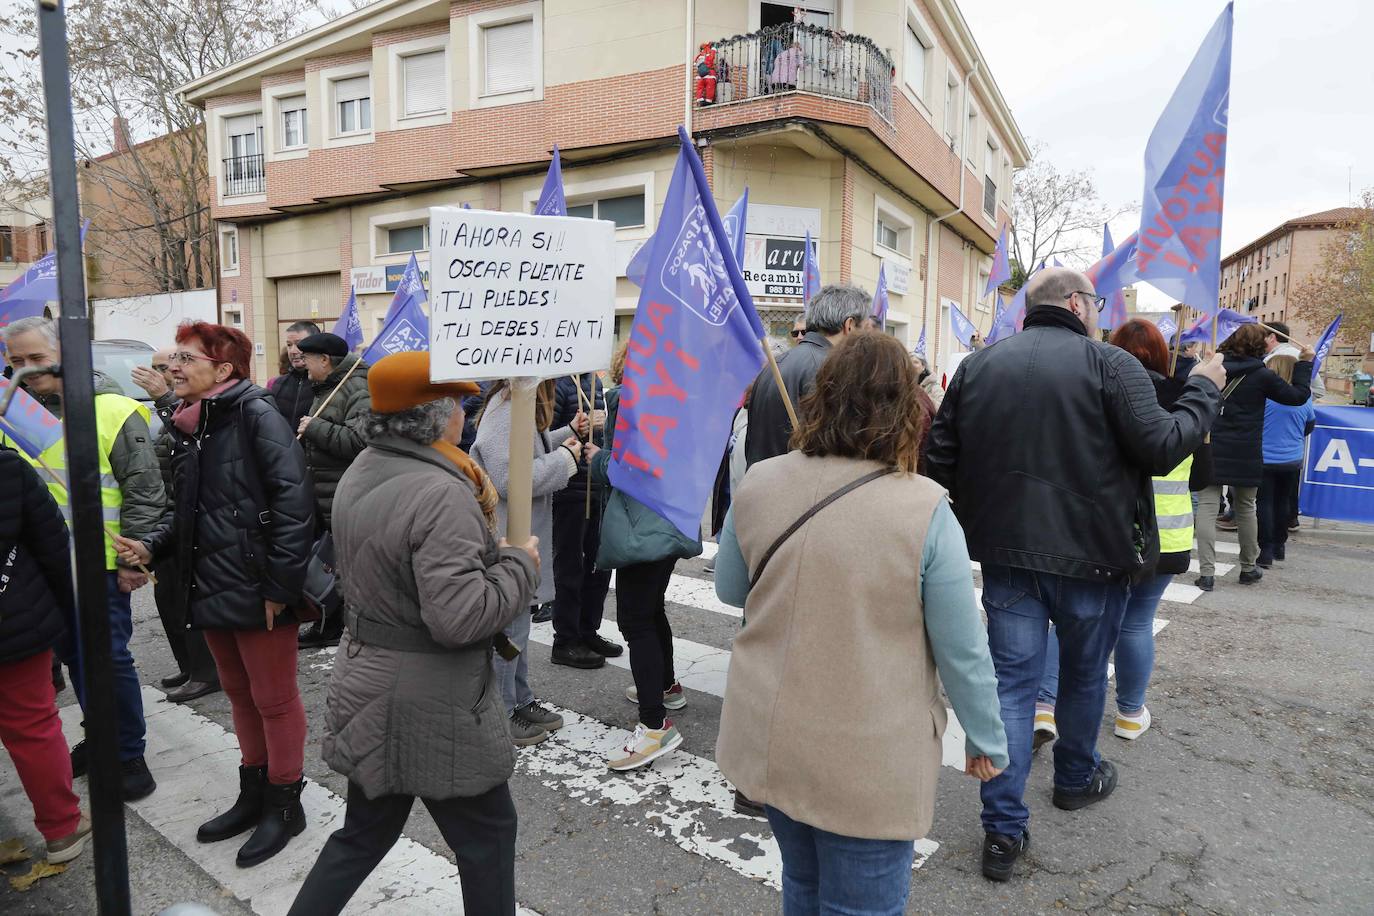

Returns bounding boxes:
[91,339,161,432]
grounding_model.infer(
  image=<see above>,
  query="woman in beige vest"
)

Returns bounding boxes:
[714,332,1008,914]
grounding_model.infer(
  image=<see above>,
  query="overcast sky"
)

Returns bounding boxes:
[960,0,1374,308]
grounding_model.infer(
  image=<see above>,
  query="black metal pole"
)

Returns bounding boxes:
[36,1,132,912]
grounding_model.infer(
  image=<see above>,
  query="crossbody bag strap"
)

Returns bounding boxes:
[749,466,897,589]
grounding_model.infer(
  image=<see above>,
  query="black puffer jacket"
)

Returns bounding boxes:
[300,354,371,530]
[271,367,314,431]
[1208,354,1312,488]
[0,450,71,664]
[152,391,179,497]
[927,307,1221,583]
[145,381,315,630]
[745,332,832,467]
[552,373,607,499]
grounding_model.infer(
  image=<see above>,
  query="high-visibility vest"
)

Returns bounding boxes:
[5,393,147,570]
[1153,455,1194,556]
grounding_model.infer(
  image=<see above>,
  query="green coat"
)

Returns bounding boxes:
[589,387,701,569]
[301,353,371,530]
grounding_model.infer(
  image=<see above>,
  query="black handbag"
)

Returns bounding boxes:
[301,531,341,621]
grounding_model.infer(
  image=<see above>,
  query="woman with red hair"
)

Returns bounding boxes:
[115,321,316,867]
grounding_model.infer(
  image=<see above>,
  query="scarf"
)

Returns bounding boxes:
[172,380,237,435]
[431,440,500,530]
[1023,304,1089,337]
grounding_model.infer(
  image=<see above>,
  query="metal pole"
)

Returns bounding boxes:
[36,1,132,912]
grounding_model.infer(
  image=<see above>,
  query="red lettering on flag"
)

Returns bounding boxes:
[1180,226,1220,262]
[1202,133,1225,157]
[636,412,678,460]
[647,359,688,403]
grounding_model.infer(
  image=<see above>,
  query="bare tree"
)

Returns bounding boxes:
[1291,191,1374,366]
[0,0,318,294]
[1010,140,1134,283]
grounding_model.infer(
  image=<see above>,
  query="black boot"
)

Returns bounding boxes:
[198,765,267,843]
[236,778,306,868]
[297,618,324,649]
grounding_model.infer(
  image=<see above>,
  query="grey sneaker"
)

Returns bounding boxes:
[516,700,564,732]
[47,813,92,864]
[509,712,549,747]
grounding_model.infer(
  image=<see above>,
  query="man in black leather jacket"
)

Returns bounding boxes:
[926,267,1226,882]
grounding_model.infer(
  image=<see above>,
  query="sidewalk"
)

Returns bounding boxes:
[1293,515,1374,548]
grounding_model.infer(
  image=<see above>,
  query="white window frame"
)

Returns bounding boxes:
[319,62,373,149]
[966,104,980,166]
[389,35,450,130]
[872,194,915,262]
[468,2,544,110]
[900,3,936,119]
[210,100,267,206]
[944,67,962,153]
[369,207,435,264]
[976,268,991,312]
[219,225,241,276]
[264,82,309,161]
[221,307,244,329]
[521,170,656,242]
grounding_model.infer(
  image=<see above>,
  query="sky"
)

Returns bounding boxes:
[959,0,1374,309]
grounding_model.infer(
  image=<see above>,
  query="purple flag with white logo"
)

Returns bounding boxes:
[873,262,889,329]
[1137,2,1232,318]
[1087,227,1139,331]
[0,379,64,457]
[915,323,926,356]
[1157,315,1178,342]
[803,230,821,304]
[985,295,1007,344]
[1181,307,1252,345]
[949,301,977,349]
[365,257,430,364]
[988,282,1030,343]
[607,127,765,539]
[333,287,363,350]
[384,252,427,323]
[1311,314,1342,375]
[0,219,90,344]
[535,146,567,217]
[985,224,1011,298]
[627,190,747,289]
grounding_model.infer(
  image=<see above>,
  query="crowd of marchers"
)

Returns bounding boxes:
[0,265,1317,914]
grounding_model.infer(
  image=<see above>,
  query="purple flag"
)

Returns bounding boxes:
[0,379,64,457]
[628,190,747,288]
[1181,306,1252,345]
[333,287,363,350]
[1137,2,1232,318]
[988,282,1030,343]
[0,219,90,343]
[1157,315,1178,341]
[384,252,427,323]
[985,224,1011,298]
[363,295,429,365]
[1087,227,1139,331]
[607,127,765,539]
[915,323,926,356]
[803,230,821,304]
[873,262,889,329]
[1311,314,1342,375]
[949,301,977,349]
[535,145,567,217]
[985,295,1008,344]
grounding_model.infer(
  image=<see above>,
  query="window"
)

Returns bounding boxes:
[483,19,534,96]
[226,113,261,160]
[944,71,961,149]
[387,224,429,254]
[565,193,646,229]
[983,140,998,218]
[876,216,901,252]
[903,24,929,100]
[278,95,306,150]
[977,270,992,311]
[966,108,979,162]
[222,113,263,196]
[0,226,12,261]
[334,76,372,135]
[872,198,913,259]
[220,227,239,273]
[37,223,48,253]
[401,50,446,118]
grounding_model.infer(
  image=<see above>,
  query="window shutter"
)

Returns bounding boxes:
[402,51,446,116]
[335,76,370,103]
[484,19,534,95]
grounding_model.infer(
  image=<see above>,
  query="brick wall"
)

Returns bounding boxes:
[840,158,854,283]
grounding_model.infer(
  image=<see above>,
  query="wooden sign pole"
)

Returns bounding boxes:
[505,377,538,544]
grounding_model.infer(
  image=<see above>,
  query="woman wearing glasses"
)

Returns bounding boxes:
[115,322,315,868]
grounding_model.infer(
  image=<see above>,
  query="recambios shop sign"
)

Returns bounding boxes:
[740,235,805,298]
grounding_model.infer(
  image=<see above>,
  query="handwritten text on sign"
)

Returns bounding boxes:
[428,207,615,381]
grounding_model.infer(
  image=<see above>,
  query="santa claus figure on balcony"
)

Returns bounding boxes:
[694,42,718,106]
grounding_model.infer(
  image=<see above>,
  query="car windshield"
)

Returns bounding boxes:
[91,346,152,401]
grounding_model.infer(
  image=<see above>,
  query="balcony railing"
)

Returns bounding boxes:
[702,24,894,123]
[222,153,264,197]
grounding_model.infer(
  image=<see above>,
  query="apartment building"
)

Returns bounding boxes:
[179,0,1029,382]
[0,189,51,293]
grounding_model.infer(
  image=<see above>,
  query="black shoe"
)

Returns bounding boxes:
[531,602,554,625]
[297,619,323,648]
[1257,549,1273,569]
[70,740,88,778]
[166,680,221,703]
[298,615,343,649]
[198,765,266,843]
[585,634,624,658]
[1194,575,1214,592]
[160,672,190,689]
[733,789,766,819]
[1274,544,1286,561]
[1288,519,1299,532]
[551,643,606,669]
[1239,568,1263,585]
[1052,760,1118,811]
[236,778,305,868]
[120,756,157,802]
[982,830,1029,882]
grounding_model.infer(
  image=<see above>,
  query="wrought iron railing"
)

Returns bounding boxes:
[221,153,264,197]
[701,23,894,122]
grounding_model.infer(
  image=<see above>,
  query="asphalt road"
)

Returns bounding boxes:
[1,524,1370,914]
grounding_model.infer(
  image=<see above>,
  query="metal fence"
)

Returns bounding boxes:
[221,153,264,197]
[704,23,894,123]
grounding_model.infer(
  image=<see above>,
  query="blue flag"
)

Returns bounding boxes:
[1090,226,1138,331]
[1137,2,1232,318]
[1181,306,1253,345]
[914,323,926,356]
[1311,314,1342,375]
[803,230,821,304]
[0,378,65,457]
[949,301,977,349]
[873,262,889,329]
[1301,405,1374,524]
[333,287,363,350]
[384,252,427,323]
[984,295,1007,343]
[985,225,1011,298]
[988,281,1030,343]
[535,145,567,217]
[607,127,765,539]
[627,189,748,288]
[363,295,429,365]
[1157,315,1178,341]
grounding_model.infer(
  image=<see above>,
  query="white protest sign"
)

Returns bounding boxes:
[428,206,616,382]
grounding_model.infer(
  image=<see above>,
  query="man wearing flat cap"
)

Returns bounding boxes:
[295,332,371,647]
[290,351,539,916]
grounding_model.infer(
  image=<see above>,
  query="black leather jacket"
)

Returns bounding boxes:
[745,332,832,467]
[926,309,1221,582]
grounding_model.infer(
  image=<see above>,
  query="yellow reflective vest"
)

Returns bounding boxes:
[1153,455,1194,556]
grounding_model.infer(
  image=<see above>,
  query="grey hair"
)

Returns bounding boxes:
[804,285,872,334]
[2,316,58,348]
[1024,267,1093,310]
[365,397,457,445]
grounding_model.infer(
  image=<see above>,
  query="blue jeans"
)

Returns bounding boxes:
[979,565,1128,838]
[1039,573,1172,715]
[61,572,148,760]
[766,806,915,916]
[495,603,534,715]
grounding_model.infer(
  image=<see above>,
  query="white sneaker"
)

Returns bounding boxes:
[625,681,687,711]
[607,720,683,771]
[1114,706,1152,740]
[1033,704,1058,751]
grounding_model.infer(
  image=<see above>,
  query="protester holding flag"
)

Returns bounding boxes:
[1,316,164,803]
[1194,323,1313,590]
[714,332,1006,913]
[270,321,322,431]
[470,379,580,747]
[912,353,944,409]
[114,322,315,868]
[1256,355,1314,568]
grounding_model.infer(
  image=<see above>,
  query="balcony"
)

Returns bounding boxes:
[222,153,265,197]
[702,24,894,123]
